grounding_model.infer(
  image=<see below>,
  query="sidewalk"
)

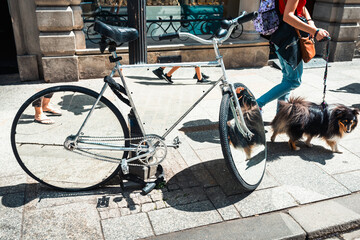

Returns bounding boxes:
[0,59,360,239]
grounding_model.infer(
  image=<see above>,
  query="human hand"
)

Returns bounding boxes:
[314,28,330,41]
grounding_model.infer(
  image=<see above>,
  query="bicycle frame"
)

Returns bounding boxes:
[73,13,255,167]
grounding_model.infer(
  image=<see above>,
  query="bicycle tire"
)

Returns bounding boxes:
[11,85,130,191]
[219,83,267,191]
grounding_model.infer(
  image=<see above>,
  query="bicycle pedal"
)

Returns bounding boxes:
[172,136,181,147]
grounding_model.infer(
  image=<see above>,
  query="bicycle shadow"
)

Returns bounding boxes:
[159,158,253,212]
[179,119,219,144]
[0,176,131,209]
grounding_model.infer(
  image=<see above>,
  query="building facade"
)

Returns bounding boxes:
[5,0,360,82]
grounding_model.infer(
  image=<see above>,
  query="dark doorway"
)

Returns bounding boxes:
[0,2,18,74]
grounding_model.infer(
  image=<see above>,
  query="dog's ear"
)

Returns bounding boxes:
[353,108,360,116]
[334,108,344,118]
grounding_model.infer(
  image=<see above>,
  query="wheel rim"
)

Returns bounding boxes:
[12,87,128,190]
[222,84,267,188]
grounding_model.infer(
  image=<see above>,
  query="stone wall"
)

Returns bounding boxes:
[313,0,360,61]
[7,0,41,81]
[35,0,85,82]
[355,31,360,57]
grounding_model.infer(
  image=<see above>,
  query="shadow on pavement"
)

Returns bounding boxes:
[267,141,335,165]
[330,83,360,95]
[160,158,252,212]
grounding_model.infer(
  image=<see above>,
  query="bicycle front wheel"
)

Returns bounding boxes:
[11,85,130,191]
[219,83,267,191]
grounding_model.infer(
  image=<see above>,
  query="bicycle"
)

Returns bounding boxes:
[11,11,267,194]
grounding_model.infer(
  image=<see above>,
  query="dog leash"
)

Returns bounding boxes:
[320,37,331,109]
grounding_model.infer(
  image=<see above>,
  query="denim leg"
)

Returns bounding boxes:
[256,48,303,111]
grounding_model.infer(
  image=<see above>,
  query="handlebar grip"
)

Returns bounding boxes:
[159,32,180,41]
[237,11,258,24]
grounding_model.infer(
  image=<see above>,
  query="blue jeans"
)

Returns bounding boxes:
[257,46,303,111]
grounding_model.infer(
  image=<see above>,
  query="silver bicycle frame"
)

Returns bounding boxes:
[74,11,254,158]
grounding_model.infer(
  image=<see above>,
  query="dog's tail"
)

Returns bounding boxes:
[271,97,310,131]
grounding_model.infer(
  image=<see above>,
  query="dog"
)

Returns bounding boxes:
[227,87,266,160]
[271,97,359,152]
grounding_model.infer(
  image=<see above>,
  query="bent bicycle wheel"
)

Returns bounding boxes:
[11,86,130,191]
[219,83,267,191]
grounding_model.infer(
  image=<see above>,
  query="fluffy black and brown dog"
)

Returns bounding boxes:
[271,97,359,152]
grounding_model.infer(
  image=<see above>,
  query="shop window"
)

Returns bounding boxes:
[81,0,230,49]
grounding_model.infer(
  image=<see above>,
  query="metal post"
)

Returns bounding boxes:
[128,0,147,64]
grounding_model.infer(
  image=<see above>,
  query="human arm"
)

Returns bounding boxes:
[282,0,329,41]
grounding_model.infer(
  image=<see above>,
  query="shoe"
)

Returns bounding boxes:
[196,78,211,84]
[193,73,209,80]
[163,73,174,84]
[152,67,165,80]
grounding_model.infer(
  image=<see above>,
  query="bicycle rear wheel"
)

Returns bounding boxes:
[219,83,267,191]
[11,85,130,191]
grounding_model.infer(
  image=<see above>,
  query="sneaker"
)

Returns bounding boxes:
[193,73,209,80]
[163,73,174,84]
[196,78,211,84]
[152,67,165,80]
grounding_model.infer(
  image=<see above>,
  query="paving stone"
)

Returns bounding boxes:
[182,130,220,150]
[0,175,26,195]
[333,193,360,215]
[0,193,24,240]
[108,208,121,218]
[289,200,360,239]
[304,151,360,175]
[22,202,102,240]
[333,170,360,192]
[148,200,222,235]
[120,207,131,216]
[102,213,154,240]
[203,159,250,196]
[146,212,305,240]
[257,170,279,190]
[155,201,166,210]
[233,187,297,217]
[341,229,360,240]
[141,202,156,212]
[189,163,218,188]
[205,186,241,220]
[266,155,350,204]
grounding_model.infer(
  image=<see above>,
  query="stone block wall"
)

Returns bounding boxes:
[313,0,360,61]
[35,0,85,82]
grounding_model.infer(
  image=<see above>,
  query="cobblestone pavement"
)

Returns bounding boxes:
[1,60,360,239]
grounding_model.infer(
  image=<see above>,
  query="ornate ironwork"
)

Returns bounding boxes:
[82,9,243,44]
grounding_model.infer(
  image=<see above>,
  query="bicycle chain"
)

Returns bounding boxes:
[78,135,165,167]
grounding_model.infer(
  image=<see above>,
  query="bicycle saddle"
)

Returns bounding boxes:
[94,20,139,43]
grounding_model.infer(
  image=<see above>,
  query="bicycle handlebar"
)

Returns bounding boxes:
[158,11,258,44]
[236,11,258,24]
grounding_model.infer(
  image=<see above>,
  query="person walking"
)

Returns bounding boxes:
[152,66,210,84]
[256,0,330,112]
